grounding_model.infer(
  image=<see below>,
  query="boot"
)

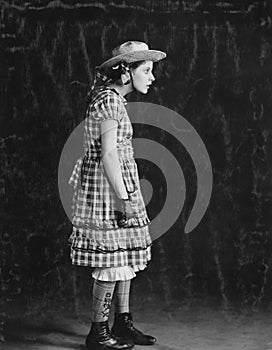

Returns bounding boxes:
[86,321,134,350]
[111,313,156,346]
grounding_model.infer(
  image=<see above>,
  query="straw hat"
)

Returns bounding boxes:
[99,41,166,69]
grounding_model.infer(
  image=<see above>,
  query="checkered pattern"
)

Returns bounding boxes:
[114,280,130,314]
[68,88,152,268]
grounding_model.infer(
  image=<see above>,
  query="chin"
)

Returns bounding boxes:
[141,89,149,94]
[135,87,149,94]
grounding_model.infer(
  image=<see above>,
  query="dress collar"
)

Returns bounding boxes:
[109,87,127,105]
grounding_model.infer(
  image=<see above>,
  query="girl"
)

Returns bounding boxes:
[68,41,166,350]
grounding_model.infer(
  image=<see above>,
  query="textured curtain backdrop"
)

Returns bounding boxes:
[1,0,272,322]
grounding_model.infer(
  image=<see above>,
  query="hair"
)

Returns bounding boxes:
[103,60,146,83]
[85,60,146,103]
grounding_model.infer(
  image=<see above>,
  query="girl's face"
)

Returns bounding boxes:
[131,61,155,94]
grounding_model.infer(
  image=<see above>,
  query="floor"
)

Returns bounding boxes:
[2,302,272,350]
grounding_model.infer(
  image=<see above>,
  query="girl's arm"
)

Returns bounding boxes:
[101,119,128,200]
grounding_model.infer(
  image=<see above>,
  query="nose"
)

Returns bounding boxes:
[150,73,155,82]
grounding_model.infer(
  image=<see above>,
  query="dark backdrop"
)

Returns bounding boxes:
[1,0,272,325]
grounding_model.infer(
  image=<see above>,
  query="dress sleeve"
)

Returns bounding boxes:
[91,91,124,124]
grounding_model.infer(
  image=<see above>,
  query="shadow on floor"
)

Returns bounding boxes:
[2,302,272,350]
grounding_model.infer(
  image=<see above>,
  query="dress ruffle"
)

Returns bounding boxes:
[68,225,152,253]
[92,266,137,281]
[72,216,150,230]
[68,225,152,267]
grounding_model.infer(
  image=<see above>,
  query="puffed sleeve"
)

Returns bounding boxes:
[91,90,125,124]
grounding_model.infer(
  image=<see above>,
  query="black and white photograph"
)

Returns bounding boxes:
[1,1,272,349]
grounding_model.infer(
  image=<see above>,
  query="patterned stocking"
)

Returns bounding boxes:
[92,280,116,322]
[114,280,131,314]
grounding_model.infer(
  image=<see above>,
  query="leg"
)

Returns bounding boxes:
[92,280,116,322]
[114,280,131,314]
[112,280,156,346]
[86,278,133,350]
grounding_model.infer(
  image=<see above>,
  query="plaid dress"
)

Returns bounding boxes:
[68,88,152,268]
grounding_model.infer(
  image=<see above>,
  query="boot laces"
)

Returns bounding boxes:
[93,321,111,342]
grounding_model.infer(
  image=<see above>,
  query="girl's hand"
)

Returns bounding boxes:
[117,197,138,228]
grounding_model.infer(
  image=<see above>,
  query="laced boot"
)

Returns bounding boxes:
[111,312,156,346]
[86,321,134,350]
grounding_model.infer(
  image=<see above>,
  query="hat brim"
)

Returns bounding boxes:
[99,50,166,69]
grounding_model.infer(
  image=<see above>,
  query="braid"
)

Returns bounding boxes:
[85,67,113,104]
